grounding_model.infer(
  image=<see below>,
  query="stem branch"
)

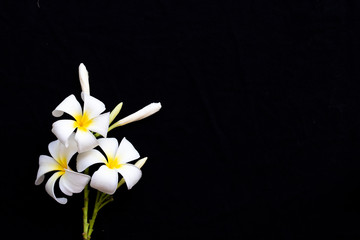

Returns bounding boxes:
[82,169,90,239]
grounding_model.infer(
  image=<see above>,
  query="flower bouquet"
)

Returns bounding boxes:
[35,64,161,239]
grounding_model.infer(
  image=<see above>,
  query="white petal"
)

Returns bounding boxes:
[52,94,82,118]
[82,93,106,120]
[45,171,67,204]
[116,164,142,190]
[48,134,77,165]
[88,112,110,137]
[74,129,98,153]
[52,120,76,147]
[59,178,73,196]
[35,155,61,185]
[90,165,118,195]
[63,133,78,163]
[48,139,61,160]
[76,149,107,172]
[117,137,140,164]
[98,138,118,160]
[59,169,90,195]
[115,102,162,126]
[79,63,90,95]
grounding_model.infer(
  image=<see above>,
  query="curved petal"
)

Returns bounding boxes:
[114,102,162,126]
[90,165,118,195]
[74,129,98,153]
[82,93,106,120]
[116,164,142,190]
[116,137,140,164]
[98,138,118,161]
[79,63,90,95]
[88,112,110,137]
[59,177,73,196]
[76,149,107,172]
[48,139,61,161]
[35,155,61,185]
[48,134,78,165]
[59,169,90,195]
[45,171,67,204]
[52,120,76,147]
[52,94,82,118]
[64,133,78,164]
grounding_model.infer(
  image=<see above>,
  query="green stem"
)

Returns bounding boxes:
[87,191,101,238]
[83,169,90,240]
[86,191,114,239]
[99,197,114,211]
[117,178,125,189]
[107,122,118,132]
[99,192,109,203]
[83,180,126,239]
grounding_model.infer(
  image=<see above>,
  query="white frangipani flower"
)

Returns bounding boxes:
[35,135,90,204]
[77,137,142,195]
[79,63,90,95]
[52,93,110,153]
[110,102,161,129]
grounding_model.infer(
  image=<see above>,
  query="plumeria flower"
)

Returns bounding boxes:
[77,137,142,195]
[52,93,110,153]
[35,134,90,204]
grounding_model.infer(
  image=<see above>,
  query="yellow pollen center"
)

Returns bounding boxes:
[106,157,122,169]
[74,112,93,131]
[57,157,68,172]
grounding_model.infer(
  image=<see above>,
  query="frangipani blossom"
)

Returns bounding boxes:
[35,135,90,204]
[52,93,110,153]
[77,137,142,194]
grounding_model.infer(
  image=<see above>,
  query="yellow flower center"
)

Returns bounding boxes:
[56,157,68,173]
[74,112,93,131]
[106,156,123,169]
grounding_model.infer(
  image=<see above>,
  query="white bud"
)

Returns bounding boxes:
[135,157,148,169]
[79,63,90,95]
[114,102,162,127]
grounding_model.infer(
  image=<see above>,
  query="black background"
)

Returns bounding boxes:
[2,1,360,239]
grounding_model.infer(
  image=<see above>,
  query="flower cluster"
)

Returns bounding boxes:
[35,63,161,204]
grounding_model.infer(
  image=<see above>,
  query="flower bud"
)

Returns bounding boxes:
[135,157,148,169]
[114,102,161,127]
[79,63,90,95]
[109,102,123,124]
